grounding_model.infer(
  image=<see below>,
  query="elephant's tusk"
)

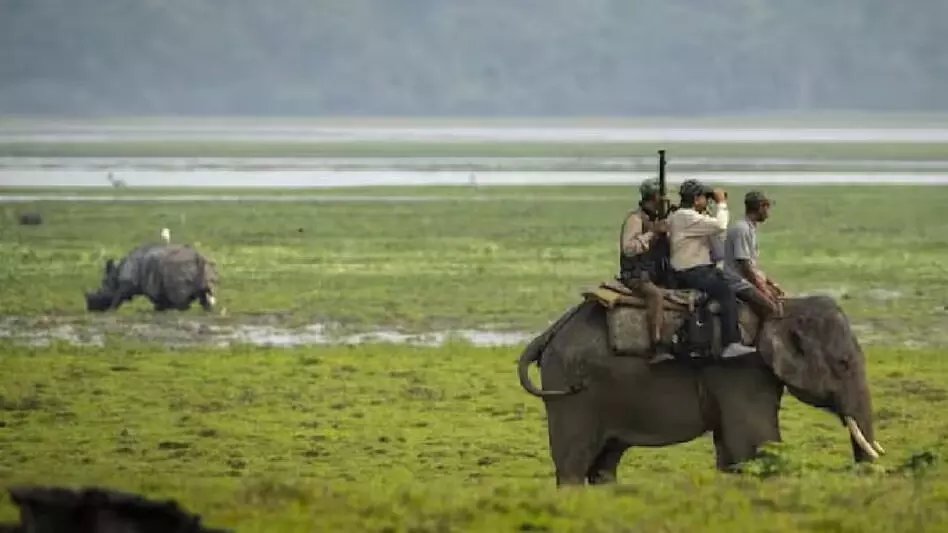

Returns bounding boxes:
[872,440,886,455]
[844,416,879,460]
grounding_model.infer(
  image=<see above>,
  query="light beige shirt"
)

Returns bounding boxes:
[668,204,729,271]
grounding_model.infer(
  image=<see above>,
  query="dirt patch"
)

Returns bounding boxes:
[0,312,940,349]
[798,287,852,300]
[865,289,903,302]
[797,286,904,302]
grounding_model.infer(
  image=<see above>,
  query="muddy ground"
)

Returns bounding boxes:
[0,308,942,350]
[0,314,536,349]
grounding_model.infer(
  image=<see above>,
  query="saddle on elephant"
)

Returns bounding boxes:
[581,278,763,361]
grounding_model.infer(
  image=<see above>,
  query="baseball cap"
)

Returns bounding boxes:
[744,190,775,207]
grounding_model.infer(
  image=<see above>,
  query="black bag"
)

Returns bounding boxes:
[671,296,714,360]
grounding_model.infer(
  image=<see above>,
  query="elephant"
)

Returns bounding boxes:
[517,293,883,486]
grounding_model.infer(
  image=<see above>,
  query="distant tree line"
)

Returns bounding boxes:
[1,0,946,116]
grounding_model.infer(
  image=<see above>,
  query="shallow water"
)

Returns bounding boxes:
[0,317,535,348]
[4,156,948,173]
[0,314,935,350]
[0,193,474,203]
[1,169,947,193]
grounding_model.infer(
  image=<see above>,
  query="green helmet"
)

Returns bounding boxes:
[639,178,660,199]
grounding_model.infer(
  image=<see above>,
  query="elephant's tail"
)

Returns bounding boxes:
[518,302,587,398]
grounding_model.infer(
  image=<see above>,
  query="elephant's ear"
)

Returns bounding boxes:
[758,319,834,403]
[758,321,802,387]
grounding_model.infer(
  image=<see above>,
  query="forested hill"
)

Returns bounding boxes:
[2,0,946,117]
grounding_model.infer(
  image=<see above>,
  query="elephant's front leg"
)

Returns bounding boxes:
[704,362,784,471]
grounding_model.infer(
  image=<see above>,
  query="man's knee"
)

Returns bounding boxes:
[699,275,734,300]
[738,287,777,316]
[642,281,663,299]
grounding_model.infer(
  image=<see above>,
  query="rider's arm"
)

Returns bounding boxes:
[620,214,653,255]
[675,204,729,237]
[737,259,769,291]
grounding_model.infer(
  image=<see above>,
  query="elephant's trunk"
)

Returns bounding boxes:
[841,374,882,463]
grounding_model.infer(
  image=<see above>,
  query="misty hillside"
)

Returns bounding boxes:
[1,0,947,117]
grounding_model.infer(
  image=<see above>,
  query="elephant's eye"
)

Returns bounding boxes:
[789,331,806,357]
[833,356,851,374]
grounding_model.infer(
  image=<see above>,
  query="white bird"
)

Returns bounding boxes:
[107,172,127,188]
[160,228,171,243]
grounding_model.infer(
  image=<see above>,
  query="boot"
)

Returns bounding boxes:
[720,343,757,359]
[648,339,676,364]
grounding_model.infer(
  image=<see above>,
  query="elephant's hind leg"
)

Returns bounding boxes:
[548,409,601,487]
[587,440,628,485]
[553,439,598,487]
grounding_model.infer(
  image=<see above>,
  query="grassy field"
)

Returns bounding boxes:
[1,184,947,342]
[2,342,948,532]
[2,183,948,531]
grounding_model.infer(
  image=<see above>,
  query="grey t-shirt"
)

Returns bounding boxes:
[723,218,758,291]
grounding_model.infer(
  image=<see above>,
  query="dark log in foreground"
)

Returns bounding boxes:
[0,485,232,533]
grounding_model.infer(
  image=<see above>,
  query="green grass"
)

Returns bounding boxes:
[3,140,948,159]
[2,342,948,532]
[1,184,947,342]
[2,183,948,531]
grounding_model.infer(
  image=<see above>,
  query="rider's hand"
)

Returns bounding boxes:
[712,189,728,203]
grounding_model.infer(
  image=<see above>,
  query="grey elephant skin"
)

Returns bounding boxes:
[0,485,231,533]
[518,295,883,486]
[85,243,219,312]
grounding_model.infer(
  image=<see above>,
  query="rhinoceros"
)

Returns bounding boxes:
[18,212,43,225]
[85,243,220,312]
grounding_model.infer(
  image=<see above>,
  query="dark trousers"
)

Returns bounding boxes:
[676,265,741,347]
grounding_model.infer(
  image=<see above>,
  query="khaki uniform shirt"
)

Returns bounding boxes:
[668,204,729,271]
[619,210,655,257]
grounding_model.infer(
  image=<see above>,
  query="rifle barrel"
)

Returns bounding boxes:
[657,149,667,217]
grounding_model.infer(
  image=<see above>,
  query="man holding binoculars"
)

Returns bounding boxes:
[667,179,758,360]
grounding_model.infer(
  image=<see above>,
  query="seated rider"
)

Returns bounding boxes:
[667,179,757,360]
[618,177,673,359]
[722,190,785,318]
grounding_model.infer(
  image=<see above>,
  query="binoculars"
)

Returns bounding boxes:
[704,190,727,201]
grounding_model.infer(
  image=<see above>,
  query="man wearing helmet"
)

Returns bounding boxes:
[618,177,672,359]
[667,179,757,360]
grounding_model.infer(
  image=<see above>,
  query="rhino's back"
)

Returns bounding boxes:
[152,245,214,303]
[115,244,165,287]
